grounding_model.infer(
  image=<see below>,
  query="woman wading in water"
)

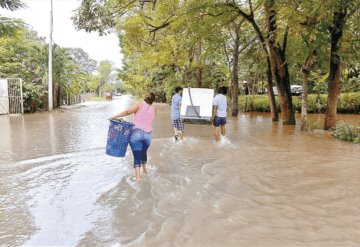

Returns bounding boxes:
[111,93,156,181]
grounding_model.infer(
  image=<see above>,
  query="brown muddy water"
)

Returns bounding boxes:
[0,95,360,246]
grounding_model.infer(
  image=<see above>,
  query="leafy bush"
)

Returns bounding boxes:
[333,125,360,144]
[337,93,360,113]
[23,81,47,112]
[239,95,279,112]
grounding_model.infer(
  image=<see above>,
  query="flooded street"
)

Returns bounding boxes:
[1,95,360,246]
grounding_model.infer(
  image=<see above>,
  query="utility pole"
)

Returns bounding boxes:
[48,0,53,111]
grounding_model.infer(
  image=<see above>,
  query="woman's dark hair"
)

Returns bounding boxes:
[175,86,183,93]
[144,92,156,105]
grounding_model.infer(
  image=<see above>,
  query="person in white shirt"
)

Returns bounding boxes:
[211,86,227,143]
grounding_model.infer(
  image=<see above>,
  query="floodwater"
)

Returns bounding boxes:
[1,95,360,246]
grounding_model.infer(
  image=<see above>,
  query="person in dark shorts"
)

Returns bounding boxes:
[171,86,184,141]
[211,86,227,143]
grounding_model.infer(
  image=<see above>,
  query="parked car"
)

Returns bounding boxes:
[267,85,303,96]
[290,85,303,95]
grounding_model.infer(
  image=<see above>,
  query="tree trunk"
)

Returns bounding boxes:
[184,48,194,84]
[265,56,278,121]
[249,19,278,122]
[53,84,58,108]
[231,22,241,117]
[301,68,309,131]
[194,41,202,88]
[269,48,295,125]
[59,88,63,106]
[57,85,61,108]
[300,52,314,131]
[265,0,295,125]
[324,4,347,130]
[97,82,101,97]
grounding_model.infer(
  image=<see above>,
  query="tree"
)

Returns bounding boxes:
[222,17,256,116]
[98,60,113,97]
[264,0,295,125]
[229,20,242,116]
[0,21,96,111]
[67,48,97,74]
[279,0,328,130]
[0,27,48,111]
[0,0,25,37]
[324,0,349,130]
[73,0,360,122]
[223,0,279,122]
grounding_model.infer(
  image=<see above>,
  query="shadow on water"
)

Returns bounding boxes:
[1,96,360,246]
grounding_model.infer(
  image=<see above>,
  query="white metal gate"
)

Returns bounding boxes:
[0,79,9,114]
[0,78,24,115]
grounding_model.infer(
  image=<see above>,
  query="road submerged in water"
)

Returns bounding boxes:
[1,95,360,246]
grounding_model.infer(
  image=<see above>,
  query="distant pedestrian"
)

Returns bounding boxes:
[110,92,156,181]
[211,86,227,143]
[171,86,184,141]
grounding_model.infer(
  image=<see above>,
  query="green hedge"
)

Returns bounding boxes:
[239,93,360,114]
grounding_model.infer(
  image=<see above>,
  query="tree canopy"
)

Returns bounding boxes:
[72,0,360,127]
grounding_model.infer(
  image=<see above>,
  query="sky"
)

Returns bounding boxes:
[0,0,123,69]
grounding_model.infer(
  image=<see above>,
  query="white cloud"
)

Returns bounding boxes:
[0,0,123,69]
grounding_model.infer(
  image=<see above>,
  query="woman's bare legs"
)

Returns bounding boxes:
[135,167,141,181]
[142,163,147,174]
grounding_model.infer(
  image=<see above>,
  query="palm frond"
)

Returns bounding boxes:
[0,0,26,11]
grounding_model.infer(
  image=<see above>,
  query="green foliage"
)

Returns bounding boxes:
[292,94,328,113]
[3,0,359,116]
[240,95,277,112]
[99,60,112,82]
[102,81,116,93]
[97,60,114,95]
[67,48,97,74]
[86,74,100,92]
[72,0,121,35]
[0,0,25,36]
[305,119,318,131]
[333,124,360,144]
[0,20,99,111]
[337,93,360,113]
[22,80,47,112]
[239,93,360,113]
[73,0,360,111]
[0,17,24,36]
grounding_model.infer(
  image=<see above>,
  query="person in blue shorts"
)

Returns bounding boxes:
[171,86,184,141]
[211,86,227,143]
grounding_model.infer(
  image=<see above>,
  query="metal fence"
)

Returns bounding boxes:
[0,78,23,115]
[63,92,94,106]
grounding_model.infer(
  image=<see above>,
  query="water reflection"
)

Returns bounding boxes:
[0,96,359,246]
